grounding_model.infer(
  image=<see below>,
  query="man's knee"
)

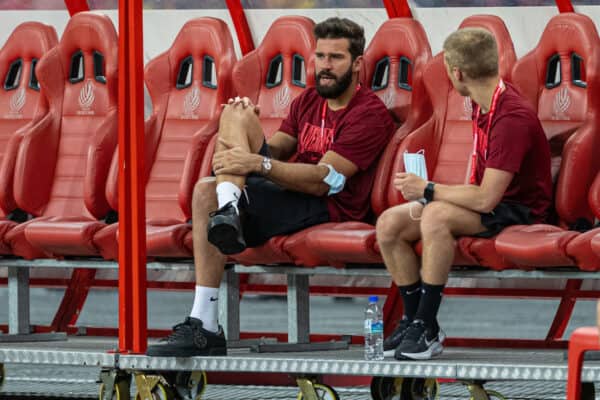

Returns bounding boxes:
[376,206,412,245]
[192,177,217,213]
[420,201,453,238]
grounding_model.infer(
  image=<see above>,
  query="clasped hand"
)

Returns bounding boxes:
[223,96,261,116]
[394,172,427,201]
[212,138,261,176]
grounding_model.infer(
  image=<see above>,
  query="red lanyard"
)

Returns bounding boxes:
[469,79,505,184]
[320,84,361,142]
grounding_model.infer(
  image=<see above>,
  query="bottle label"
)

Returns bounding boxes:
[365,320,383,334]
[371,321,383,334]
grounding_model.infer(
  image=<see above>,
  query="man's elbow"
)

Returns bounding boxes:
[312,183,330,197]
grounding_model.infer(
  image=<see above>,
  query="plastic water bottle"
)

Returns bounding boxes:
[364,295,384,360]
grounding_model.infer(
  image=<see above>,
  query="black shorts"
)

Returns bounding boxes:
[237,141,330,247]
[475,202,533,238]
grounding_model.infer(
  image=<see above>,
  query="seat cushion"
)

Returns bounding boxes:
[566,228,600,271]
[231,236,292,266]
[5,217,53,259]
[495,224,578,266]
[0,219,17,254]
[24,216,106,257]
[93,223,118,260]
[287,222,380,268]
[147,223,192,258]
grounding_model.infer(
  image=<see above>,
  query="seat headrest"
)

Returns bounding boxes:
[233,16,315,119]
[57,12,118,82]
[164,17,235,86]
[534,13,599,58]
[0,22,58,63]
[459,15,516,82]
[363,18,431,123]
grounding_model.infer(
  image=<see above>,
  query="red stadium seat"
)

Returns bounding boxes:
[291,15,516,268]
[185,16,317,265]
[494,13,600,269]
[4,12,118,259]
[565,172,600,270]
[93,17,236,260]
[0,22,58,254]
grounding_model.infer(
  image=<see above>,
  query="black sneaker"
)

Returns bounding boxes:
[207,201,246,255]
[383,318,412,357]
[394,319,444,361]
[146,317,227,357]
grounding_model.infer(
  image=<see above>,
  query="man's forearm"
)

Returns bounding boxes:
[431,183,496,213]
[265,159,330,196]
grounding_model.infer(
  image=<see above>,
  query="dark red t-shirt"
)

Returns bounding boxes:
[279,86,395,222]
[473,82,552,222]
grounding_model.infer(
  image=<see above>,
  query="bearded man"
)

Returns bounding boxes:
[146,17,395,357]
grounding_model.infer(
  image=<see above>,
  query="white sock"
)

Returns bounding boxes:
[216,181,241,212]
[190,285,219,332]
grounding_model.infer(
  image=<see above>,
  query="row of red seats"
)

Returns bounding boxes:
[0,12,599,273]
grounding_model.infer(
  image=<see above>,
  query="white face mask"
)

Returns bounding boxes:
[403,149,428,180]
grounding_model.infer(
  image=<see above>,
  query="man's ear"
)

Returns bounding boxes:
[453,67,463,82]
[353,55,363,73]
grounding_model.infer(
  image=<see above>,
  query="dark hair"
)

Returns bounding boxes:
[314,17,365,60]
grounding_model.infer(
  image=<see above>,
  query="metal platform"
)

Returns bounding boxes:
[0,337,599,383]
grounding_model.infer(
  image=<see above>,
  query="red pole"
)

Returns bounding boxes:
[382,0,413,18]
[63,0,89,15]
[225,0,255,55]
[555,0,575,12]
[118,0,147,354]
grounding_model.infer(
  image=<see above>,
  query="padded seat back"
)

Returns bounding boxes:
[14,12,118,219]
[364,18,433,215]
[119,17,236,223]
[232,16,315,139]
[363,18,431,125]
[511,13,600,225]
[386,15,517,208]
[0,22,58,216]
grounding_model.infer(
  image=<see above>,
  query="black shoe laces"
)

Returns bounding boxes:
[163,318,196,343]
[403,320,426,343]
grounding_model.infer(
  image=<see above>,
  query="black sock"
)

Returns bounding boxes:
[398,280,422,321]
[414,282,445,329]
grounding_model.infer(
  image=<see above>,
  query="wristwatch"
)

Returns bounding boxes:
[424,182,435,203]
[261,157,272,175]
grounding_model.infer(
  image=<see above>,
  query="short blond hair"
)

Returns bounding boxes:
[443,28,498,80]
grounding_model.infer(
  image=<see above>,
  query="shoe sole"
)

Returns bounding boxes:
[207,222,246,255]
[146,346,227,357]
[396,342,443,361]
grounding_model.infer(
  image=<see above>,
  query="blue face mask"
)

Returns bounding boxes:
[322,163,346,196]
[404,150,428,204]
[403,150,428,180]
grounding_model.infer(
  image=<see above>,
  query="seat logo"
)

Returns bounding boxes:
[462,96,473,120]
[7,87,26,118]
[272,85,291,117]
[182,86,201,119]
[553,87,571,120]
[380,90,395,110]
[78,80,95,115]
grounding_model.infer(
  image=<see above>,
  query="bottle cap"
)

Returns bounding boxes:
[368,295,378,303]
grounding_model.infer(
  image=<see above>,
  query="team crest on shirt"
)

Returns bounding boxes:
[181,85,201,119]
[552,87,571,120]
[6,87,25,119]
[272,84,291,117]
[462,96,473,120]
[77,80,95,115]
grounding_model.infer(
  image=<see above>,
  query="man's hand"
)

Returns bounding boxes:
[223,96,260,116]
[394,172,428,201]
[213,138,262,176]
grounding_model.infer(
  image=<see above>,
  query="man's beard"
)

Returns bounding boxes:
[315,65,353,99]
